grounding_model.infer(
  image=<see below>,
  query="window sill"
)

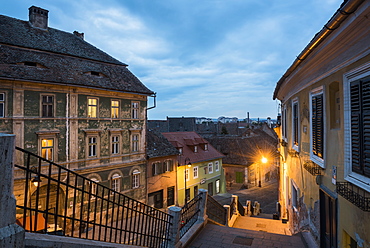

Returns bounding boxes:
[345,173,370,193]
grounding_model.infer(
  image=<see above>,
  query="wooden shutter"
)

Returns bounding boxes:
[293,103,299,146]
[361,79,370,177]
[312,94,324,158]
[351,77,370,177]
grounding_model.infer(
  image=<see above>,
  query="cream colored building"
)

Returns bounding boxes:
[273,0,370,247]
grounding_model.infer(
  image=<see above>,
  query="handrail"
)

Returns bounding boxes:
[179,194,202,238]
[14,147,173,248]
[206,196,226,225]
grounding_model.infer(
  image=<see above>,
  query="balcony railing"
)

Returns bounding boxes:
[336,182,370,212]
[303,161,322,176]
[14,147,173,248]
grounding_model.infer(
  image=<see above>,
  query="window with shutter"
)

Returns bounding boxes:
[310,87,325,167]
[350,77,370,177]
[292,98,299,151]
[343,65,370,192]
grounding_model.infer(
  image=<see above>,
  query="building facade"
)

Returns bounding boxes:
[162,132,226,206]
[0,6,154,213]
[273,0,370,247]
[146,129,179,209]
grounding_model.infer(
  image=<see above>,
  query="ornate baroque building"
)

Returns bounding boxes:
[0,6,154,208]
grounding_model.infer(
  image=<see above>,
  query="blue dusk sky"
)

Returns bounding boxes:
[1,0,343,120]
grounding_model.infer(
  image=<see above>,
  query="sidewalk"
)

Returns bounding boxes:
[187,223,306,248]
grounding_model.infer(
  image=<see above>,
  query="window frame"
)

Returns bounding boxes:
[111,135,120,155]
[41,138,54,161]
[0,92,5,118]
[87,97,98,118]
[208,162,213,174]
[185,169,190,181]
[132,169,140,189]
[193,166,198,179]
[131,101,139,119]
[131,133,140,152]
[40,94,55,118]
[215,161,220,172]
[291,98,300,152]
[111,100,120,118]
[111,173,121,192]
[165,160,173,172]
[310,86,325,168]
[282,105,288,142]
[344,63,370,192]
[37,132,59,162]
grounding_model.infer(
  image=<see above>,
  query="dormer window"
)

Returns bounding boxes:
[17,61,47,68]
[84,71,106,78]
[179,148,183,155]
[194,146,198,153]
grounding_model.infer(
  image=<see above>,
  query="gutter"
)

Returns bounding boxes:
[273,0,365,100]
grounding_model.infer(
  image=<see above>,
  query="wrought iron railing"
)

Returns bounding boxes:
[336,182,370,212]
[179,194,202,238]
[14,147,173,248]
[303,161,322,176]
[206,195,226,225]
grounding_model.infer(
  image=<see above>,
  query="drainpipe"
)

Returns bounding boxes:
[273,0,365,100]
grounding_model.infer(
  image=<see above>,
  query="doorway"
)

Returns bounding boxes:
[320,188,337,248]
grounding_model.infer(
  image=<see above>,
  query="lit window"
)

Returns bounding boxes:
[194,146,198,153]
[0,93,5,118]
[216,179,220,194]
[42,95,54,117]
[111,100,119,118]
[132,169,140,188]
[88,137,97,157]
[41,139,53,161]
[111,173,121,192]
[88,98,98,118]
[111,136,119,154]
[132,102,139,119]
[193,166,198,179]
[208,162,213,174]
[215,161,219,172]
[132,134,139,152]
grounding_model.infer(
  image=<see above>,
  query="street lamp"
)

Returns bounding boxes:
[184,157,192,204]
[258,157,267,187]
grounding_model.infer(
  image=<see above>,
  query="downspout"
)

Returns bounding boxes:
[273,0,365,100]
[66,93,69,168]
[145,92,156,205]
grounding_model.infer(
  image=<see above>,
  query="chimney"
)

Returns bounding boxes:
[29,6,49,30]
[73,31,84,40]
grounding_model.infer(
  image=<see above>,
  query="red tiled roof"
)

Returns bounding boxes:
[162,131,224,165]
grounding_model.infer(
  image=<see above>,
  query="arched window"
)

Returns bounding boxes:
[132,169,140,189]
[111,173,121,192]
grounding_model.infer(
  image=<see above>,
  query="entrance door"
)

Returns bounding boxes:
[148,190,163,209]
[320,189,337,248]
[208,182,213,196]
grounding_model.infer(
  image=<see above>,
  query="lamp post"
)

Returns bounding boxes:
[184,157,191,204]
[259,157,268,187]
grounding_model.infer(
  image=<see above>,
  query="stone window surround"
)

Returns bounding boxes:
[84,129,102,159]
[291,97,300,152]
[35,130,59,162]
[40,93,55,118]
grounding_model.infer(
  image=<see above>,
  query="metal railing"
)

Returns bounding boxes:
[337,182,370,212]
[14,147,173,248]
[206,195,226,225]
[179,194,202,238]
[237,200,245,216]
